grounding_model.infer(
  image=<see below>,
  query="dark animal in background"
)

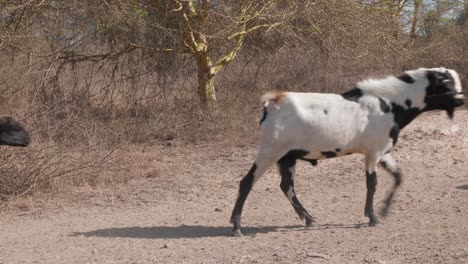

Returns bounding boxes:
[0,116,30,147]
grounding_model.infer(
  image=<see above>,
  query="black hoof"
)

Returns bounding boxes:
[380,207,390,217]
[368,219,381,227]
[231,229,244,237]
[305,218,318,227]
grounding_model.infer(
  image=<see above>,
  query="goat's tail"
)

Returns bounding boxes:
[259,91,287,125]
[260,91,287,107]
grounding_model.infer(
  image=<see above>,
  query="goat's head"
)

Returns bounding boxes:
[422,67,465,119]
[0,116,30,147]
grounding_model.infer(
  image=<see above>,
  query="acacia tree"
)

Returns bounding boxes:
[386,0,410,39]
[106,0,290,106]
[166,1,284,105]
[410,0,422,38]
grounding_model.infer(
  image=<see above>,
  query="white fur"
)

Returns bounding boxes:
[255,67,464,176]
[260,92,392,159]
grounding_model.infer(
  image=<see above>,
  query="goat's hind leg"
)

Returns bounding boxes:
[379,153,402,217]
[278,152,317,227]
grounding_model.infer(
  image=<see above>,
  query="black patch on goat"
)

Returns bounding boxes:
[303,159,318,166]
[405,99,412,108]
[397,73,415,83]
[321,151,337,158]
[282,150,318,166]
[379,97,390,113]
[424,94,459,118]
[423,70,461,118]
[278,153,315,224]
[283,150,309,159]
[389,125,400,145]
[426,70,453,95]
[391,102,421,129]
[341,88,363,102]
[335,148,341,153]
[259,106,268,125]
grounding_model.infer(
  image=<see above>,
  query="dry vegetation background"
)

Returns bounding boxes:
[0,0,467,203]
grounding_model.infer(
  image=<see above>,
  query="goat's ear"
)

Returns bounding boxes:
[442,70,453,83]
[427,70,451,85]
[426,70,452,96]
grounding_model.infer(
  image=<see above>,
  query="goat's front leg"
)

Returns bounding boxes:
[379,153,402,216]
[364,155,379,226]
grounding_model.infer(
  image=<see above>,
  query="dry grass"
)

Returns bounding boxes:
[0,142,119,199]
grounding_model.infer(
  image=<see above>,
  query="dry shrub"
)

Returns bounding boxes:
[0,143,118,200]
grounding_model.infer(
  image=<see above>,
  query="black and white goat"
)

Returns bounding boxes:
[0,116,30,147]
[230,67,465,236]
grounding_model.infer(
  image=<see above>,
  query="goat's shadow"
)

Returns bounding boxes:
[456,184,468,190]
[71,223,366,239]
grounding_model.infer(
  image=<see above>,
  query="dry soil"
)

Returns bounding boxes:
[0,111,467,264]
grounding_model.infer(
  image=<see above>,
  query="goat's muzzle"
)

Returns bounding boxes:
[454,92,465,107]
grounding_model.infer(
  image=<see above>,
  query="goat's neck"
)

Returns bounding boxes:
[379,85,426,129]
[389,101,422,129]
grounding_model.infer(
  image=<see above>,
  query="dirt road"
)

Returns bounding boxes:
[1,111,467,264]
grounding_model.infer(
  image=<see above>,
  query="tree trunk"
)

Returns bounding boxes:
[464,0,468,25]
[387,1,400,39]
[197,72,216,106]
[410,0,421,39]
[195,51,217,105]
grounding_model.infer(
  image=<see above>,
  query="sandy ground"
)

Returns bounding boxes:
[0,111,467,264]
